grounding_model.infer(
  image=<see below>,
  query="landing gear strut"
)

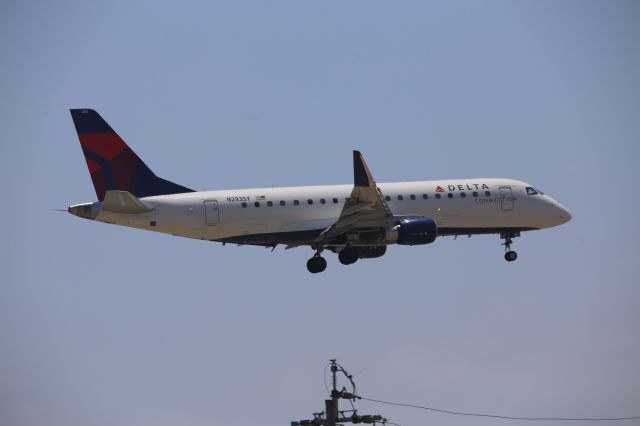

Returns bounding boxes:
[501,231,519,262]
[306,249,327,273]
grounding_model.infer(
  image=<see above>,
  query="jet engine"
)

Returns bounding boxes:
[386,217,437,245]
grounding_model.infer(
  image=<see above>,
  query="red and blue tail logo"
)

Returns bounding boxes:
[70,109,193,201]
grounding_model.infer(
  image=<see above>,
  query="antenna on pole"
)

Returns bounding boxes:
[290,359,390,426]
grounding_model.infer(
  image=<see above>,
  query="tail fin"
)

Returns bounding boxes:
[70,109,193,201]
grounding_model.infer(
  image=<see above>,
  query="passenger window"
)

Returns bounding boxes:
[307,199,313,205]
[473,191,478,197]
[385,195,391,201]
[294,200,300,206]
[267,201,273,207]
[320,198,326,204]
[435,193,441,199]
[447,193,453,199]
[241,202,247,208]
[279,200,285,206]
[460,192,466,198]
[254,202,260,207]
[398,195,403,201]
[332,198,339,204]
[422,194,428,199]
[485,191,491,196]
[410,194,416,200]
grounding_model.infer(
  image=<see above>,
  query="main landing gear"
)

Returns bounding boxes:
[306,249,327,274]
[338,246,358,265]
[306,246,361,273]
[501,231,519,262]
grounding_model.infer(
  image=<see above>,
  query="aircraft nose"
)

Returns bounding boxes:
[554,202,572,224]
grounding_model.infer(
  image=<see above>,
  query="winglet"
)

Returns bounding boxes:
[353,150,374,187]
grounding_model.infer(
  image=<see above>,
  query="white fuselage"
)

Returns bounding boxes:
[88,178,571,246]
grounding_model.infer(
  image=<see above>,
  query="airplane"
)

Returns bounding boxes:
[67,109,572,273]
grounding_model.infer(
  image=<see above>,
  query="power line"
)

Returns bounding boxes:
[361,396,640,422]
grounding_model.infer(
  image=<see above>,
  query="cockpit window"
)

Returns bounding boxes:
[526,187,544,195]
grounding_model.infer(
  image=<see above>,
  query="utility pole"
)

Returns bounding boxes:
[291,359,389,426]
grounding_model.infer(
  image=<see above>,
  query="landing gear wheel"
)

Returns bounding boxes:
[500,231,520,262]
[504,251,518,262]
[338,247,359,265]
[306,256,327,273]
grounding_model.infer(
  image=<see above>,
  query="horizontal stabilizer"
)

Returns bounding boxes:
[101,190,152,214]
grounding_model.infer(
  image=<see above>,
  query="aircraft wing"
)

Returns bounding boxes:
[315,151,393,244]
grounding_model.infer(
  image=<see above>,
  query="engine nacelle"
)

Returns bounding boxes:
[357,245,387,259]
[386,218,437,245]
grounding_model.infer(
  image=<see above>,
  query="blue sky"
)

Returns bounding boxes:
[1,1,639,425]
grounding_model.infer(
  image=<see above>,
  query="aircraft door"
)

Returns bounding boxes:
[204,200,219,225]
[499,187,514,212]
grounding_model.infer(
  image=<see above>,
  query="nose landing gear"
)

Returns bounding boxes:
[504,250,518,262]
[501,231,519,262]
